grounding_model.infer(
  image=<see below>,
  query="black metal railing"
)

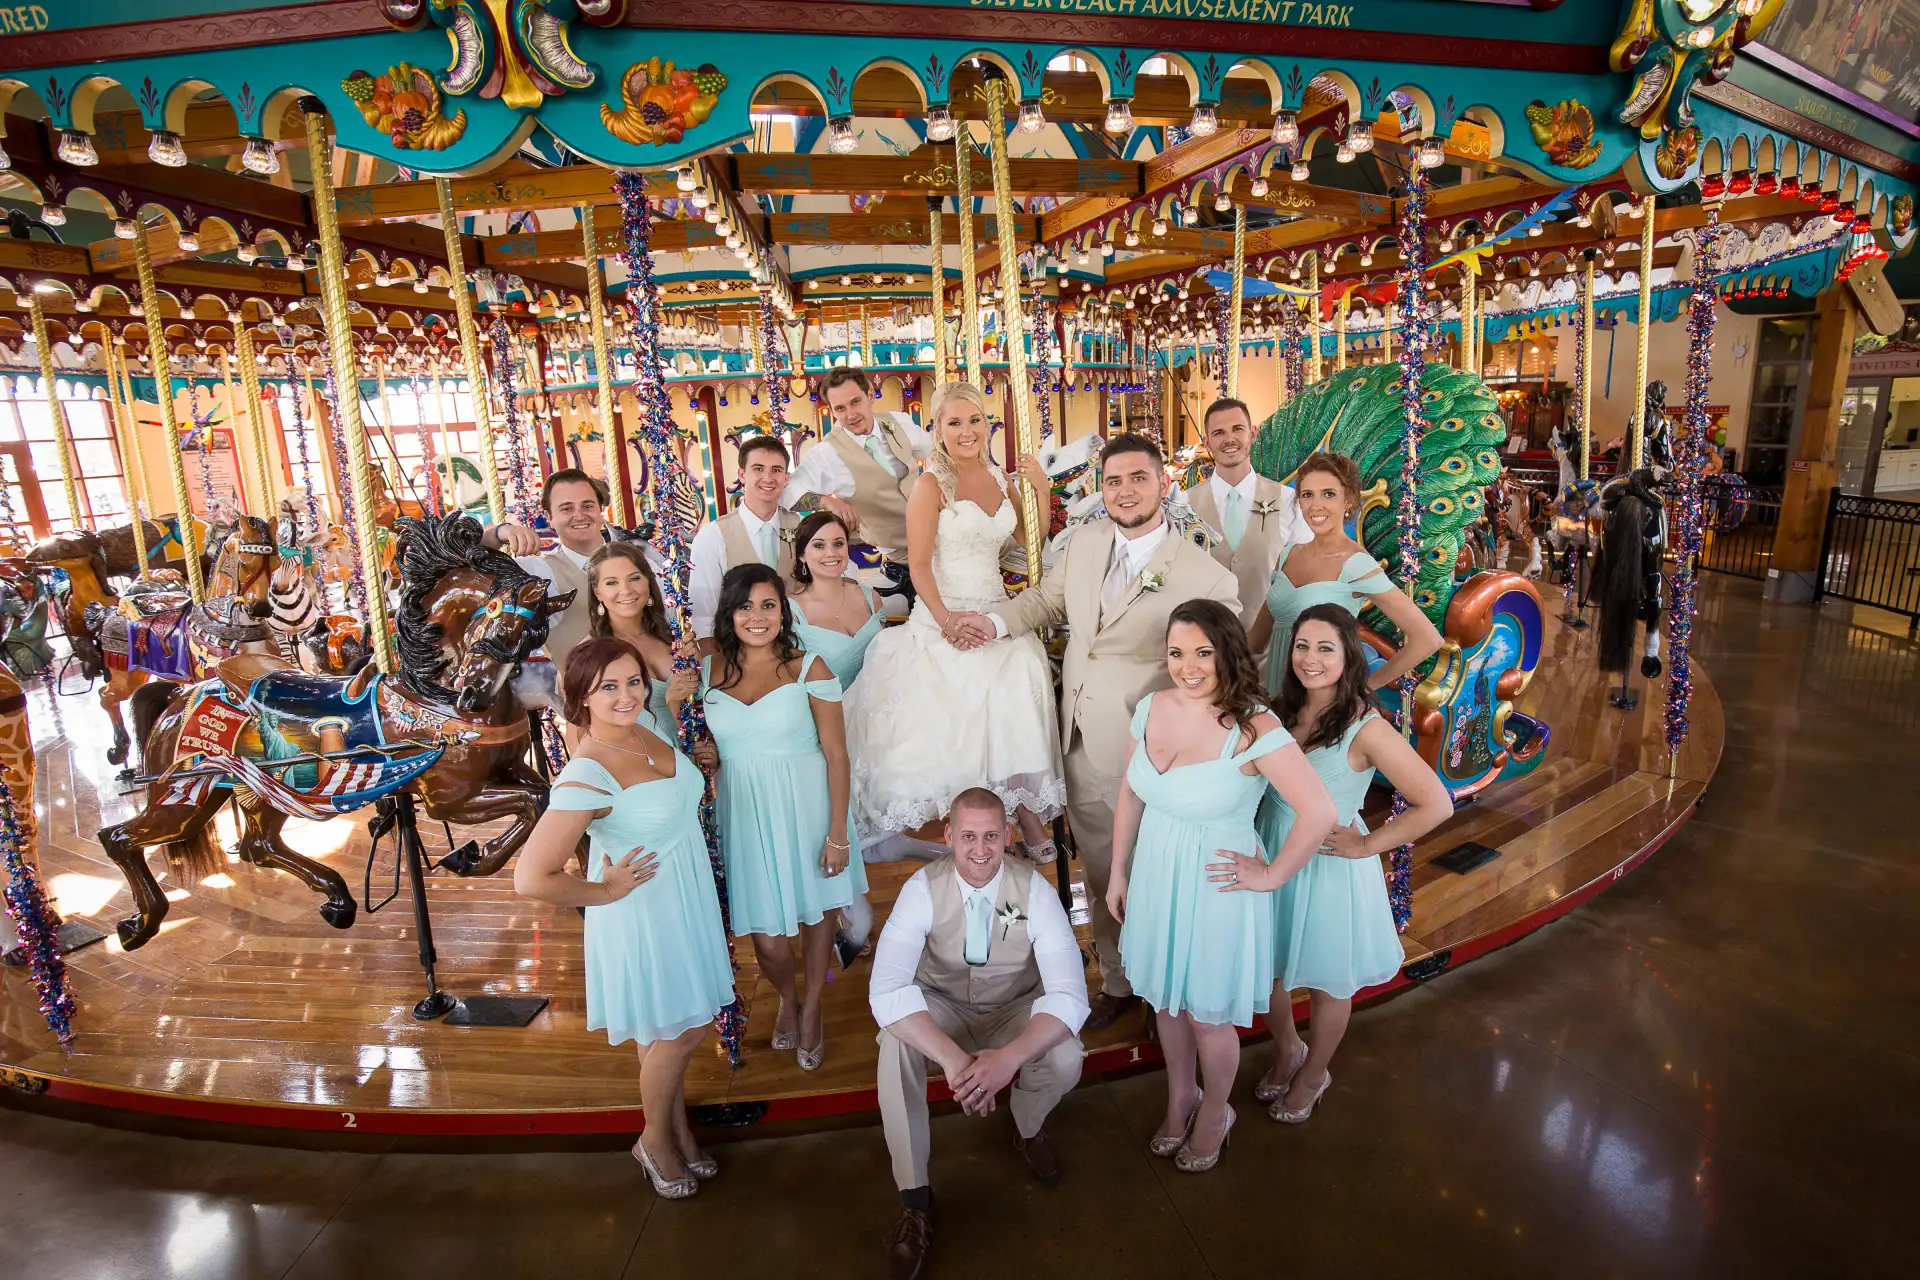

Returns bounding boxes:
[1816,489,1920,637]
[1699,478,1783,580]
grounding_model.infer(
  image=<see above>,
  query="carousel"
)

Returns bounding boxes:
[0,0,1902,1136]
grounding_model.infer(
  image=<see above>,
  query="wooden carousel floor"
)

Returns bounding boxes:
[0,609,1721,1135]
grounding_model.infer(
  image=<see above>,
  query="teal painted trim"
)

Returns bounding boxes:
[1726,56,1920,170]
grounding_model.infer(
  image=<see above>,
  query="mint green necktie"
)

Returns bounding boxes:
[862,430,895,475]
[1223,486,1248,551]
[756,521,777,567]
[964,888,993,965]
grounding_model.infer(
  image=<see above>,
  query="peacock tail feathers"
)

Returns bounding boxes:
[1250,361,1506,635]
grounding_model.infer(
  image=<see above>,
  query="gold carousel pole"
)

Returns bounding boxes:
[131,226,205,602]
[928,201,948,379]
[983,79,1043,585]
[1632,193,1656,470]
[26,292,85,532]
[102,339,152,578]
[1580,255,1595,481]
[435,176,505,523]
[1225,205,1246,400]
[955,133,982,387]
[1335,292,1349,373]
[303,102,395,674]
[1305,251,1322,385]
[232,318,277,516]
[581,204,631,527]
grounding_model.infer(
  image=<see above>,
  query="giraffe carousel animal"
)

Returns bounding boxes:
[0,668,36,866]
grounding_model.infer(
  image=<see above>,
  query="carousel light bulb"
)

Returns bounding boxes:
[1124,296,1135,309]
[1250,175,1269,197]
[413,278,429,293]
[1214,192,1232,212]
[1360,251,1373,267]
[286,253,305,272]
[1152,217,1168,236]
[827,115,858,154]
[1439,236,1456,253]
[75,298,92,312]
[1178,287,1189,299]
[195,334,208,348]
[806,279,819,289]
[676,165,698,192]
[236,243,258,263]
[1575,212,1592,228]
[1527,223,1542,236]
[1101,240,1114,257]
[56,128,98,166]
[1291,158,1310,181]
[241,136,279,174]
[1076,247,1090,265]
[1336,142,1355,164]
[69,330,83,346]
[1418,136,1446,169]
[1017,99,1046,133]
[39,203,65,227]
[1125,229,1139,246]
[1289,263,1302,280]
[1188,103,1218,137]
[147,129,188,167]
[1346,118,1374,152]
[1271,109,1300,147]
[715,215,732,237]
[925,104,955,143]
[374,270,391,287]
[1184,206,1201,225]
[1104,98,1134,135]
[177,229,200,252]
[841,274,853,285]
[725,233,742,249]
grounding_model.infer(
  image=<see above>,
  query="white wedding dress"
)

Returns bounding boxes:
[845,471,1067,837]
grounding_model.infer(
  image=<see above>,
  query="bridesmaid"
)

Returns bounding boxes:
[787,510,885,689]
[1108,599,1335,1174]
[671,562,866,1072]
[584,542,675,732]
[1250,604,1453,1123]
[513,635,734,1200]
[1247,451,1441,693]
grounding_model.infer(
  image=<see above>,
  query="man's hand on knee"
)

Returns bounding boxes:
[950,1046,1021,1114]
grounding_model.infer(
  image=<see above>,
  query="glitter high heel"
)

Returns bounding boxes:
[1149,1089,1202,1157]
[1254,1039,1310,1104]
[633,1138,699,1199]
[1174,1104,1236,1173]
[1269,1069,1331,1124]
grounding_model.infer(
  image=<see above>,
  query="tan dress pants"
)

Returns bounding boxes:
[1065,735,1130,998]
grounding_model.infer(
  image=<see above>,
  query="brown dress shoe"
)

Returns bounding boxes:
[1083,991,1140,1033]
[1014,1127,1061,1182]
[884,1207,933,1280]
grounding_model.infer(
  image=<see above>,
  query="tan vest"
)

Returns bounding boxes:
[716,506,798,580]
[826,414,917,554]
[1186,474,1292,626]
[914,856,1042,1013]
[541,548,593,674]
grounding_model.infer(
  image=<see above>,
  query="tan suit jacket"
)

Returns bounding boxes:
[995,517,1239,781]
[1184,474,1304,625]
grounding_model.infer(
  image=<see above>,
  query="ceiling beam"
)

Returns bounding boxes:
[334,163,679,227]
[730,152,1139,199]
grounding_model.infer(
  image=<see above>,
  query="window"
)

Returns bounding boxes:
[275,384,332,516]
[0,375,128,536]
[1747,316,1816,486]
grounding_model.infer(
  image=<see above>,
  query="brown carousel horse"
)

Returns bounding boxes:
[97,512,572,949]
[82,516,280,768]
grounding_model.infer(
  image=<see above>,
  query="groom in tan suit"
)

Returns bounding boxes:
[1182,397,1312,625]
[953,434,1238,1029]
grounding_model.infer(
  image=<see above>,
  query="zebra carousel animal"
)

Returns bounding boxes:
[1592,382,1673,711]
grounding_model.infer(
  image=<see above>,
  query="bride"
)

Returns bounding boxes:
[845,380,1066,854]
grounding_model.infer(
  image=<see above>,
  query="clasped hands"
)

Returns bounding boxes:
[942,1045,1022,1116]
[942,611,997,650]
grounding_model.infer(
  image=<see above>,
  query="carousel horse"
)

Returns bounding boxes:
[1591,383,1674,710]
[0,559,54,679]
[0,669,35,863]
[1252,362,1551,797]
[27,519,215,682]
[1493,469,1547,578]
[98,512,573,950]
[83,516,277,767]
[1545,421,1602,584]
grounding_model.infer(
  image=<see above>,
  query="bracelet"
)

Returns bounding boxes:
[824,837,851,851]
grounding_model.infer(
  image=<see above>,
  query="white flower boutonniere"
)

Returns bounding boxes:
[1251,498,1281,522]
[996,901,1027,940]
[1140,570,1166,593]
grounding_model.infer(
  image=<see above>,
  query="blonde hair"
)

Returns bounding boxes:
[924,381,1000,499]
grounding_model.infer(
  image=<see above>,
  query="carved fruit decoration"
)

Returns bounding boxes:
[602,58,728,146]
[342,62,468,151]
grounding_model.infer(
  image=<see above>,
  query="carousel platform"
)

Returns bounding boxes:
[0,610,1721,1140]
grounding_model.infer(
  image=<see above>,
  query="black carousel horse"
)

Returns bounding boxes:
[1592,382,1673,710]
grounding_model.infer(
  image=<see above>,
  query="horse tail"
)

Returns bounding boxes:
[1596,493,1644,674]
[129,679,181,771]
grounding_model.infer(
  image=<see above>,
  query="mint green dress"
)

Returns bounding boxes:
[548,752,735,1047]
[1117,692,1294,1028]
[1263,548,1393,692]
[1256,713,1404,999]
[790,584,884,689]
[701,654,867,937]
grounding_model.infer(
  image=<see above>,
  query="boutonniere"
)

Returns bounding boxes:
[779,524,798,546]
[1251,498,1281,522]
[1139,570,1166,593]
[996,902,1027,939]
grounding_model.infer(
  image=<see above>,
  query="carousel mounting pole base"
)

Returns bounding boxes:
[2,919,108,968]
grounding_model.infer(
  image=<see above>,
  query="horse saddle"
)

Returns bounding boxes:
[121,588,191,619]
[218,660,385,751]
[126,608,197,682]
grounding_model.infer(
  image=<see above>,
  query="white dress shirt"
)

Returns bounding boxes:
[688,504,779,638]
[781,411,932,511]
[868,861,1091,1033]
[989,519,1168,639]
[513,542,590,582]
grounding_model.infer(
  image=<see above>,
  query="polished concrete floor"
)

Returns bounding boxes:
[4,575,1917,1279]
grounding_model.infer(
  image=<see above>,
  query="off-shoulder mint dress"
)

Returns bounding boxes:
[1263,547,1393,692]
[790,584,884,689]
[701,653,867,937]
[1117,692,1295,1028]
[548,752,735,1047]
[1256,713,1404,999]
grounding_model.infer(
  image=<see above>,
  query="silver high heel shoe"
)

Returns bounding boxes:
[770,1000,797,1052]
[633,1138,699,1199]
[1254,1039,1310,1104]
[1174,1104,1236,1173]
[1024,839,1058,865]
[1269,1069,1331,1124]
[1148,1089,1202,1157]
[685,1149,719,1180]
[796,1041,824,1072]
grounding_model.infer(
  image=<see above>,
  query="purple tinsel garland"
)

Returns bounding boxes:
[1282,301,1306,399]
[614,171,744,1067]
[1,772,75,1044]
[407,366,443,517]
[187,381,217,513]
[317,343,371,625]
[489,318,538,527]
[757,290,789,433]
[1665,207,1722,756]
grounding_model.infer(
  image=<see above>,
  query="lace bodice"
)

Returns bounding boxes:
[932,495,1016,611]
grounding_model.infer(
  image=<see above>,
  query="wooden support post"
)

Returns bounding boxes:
[1772,284,1859,593]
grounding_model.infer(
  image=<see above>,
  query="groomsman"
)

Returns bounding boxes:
[782,366,931,566]
[871,788,1089,1280]
[1181,397,1312,625]
[956,434,1239,1031]
[689,435,800,644]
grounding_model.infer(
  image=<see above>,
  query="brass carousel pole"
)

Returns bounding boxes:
[1632,193,1656,470]
[581,204,631,527]
[982,79,1044,585]
[1225,205,1246,400]
[103,338,152,578]
[435,176,505,523]
[303,101,395,674]
[927,200,948,379]
[955,133,982,387]
[1335,293,1349,373]
[131,224,205,602]
[1306,251,1322,385]
[26,292,84,532]
[232,317,277,517]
